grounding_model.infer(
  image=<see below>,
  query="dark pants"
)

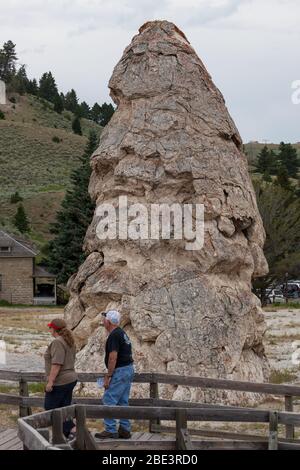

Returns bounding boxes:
[44,380,77,437]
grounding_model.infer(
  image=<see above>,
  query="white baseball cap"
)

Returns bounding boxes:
[101,309,121,325]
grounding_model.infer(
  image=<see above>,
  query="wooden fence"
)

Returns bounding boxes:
[17,404,300,450]
[1,369,300,446]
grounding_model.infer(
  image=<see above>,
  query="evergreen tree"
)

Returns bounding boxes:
[48,131,98,283]
[90,102,114,126]
[256,146,271,173]
[27,78,38,95]
[275,165,292,191]
[53,93,64,114]
[278,142,299,178]
[79,101,90,119]
[99,102,114,126]
[252,179,300,303]
[39,71,58,103]
[262,171,272,183]
[72,115,82,135]
[74,103,84,118]
[10,191,23,204]
[269,149,280,175]
[12,65,28,94]
[14,204,30,233]
[64,89,78,113]
[0,40,18,82]
[91,102,102,123]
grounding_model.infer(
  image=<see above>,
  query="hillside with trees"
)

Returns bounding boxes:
[1,40,299,293]
[0,40,114,258]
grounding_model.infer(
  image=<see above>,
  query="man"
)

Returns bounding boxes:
[95,310,134,439]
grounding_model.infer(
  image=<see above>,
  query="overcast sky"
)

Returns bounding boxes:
[0,0,299,143]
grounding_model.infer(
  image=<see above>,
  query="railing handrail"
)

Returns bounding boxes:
[17,404,300,451]
[1,369,300,397]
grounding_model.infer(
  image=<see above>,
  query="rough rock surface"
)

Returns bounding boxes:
[65,21,269,404]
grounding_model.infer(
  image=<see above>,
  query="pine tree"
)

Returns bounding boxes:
[99,102,114,126]
[79,101,90,119]
[12,65,28,94]
[48,131,98,283]
[91,102,102,123]
[256,146,273,174]
[262,171,272,183]
[53,93,64,114]
[275,165,292,191]
[39,71,58,103]
[14,204,30,233]
[252,179,300,303]
[64,89,78,113]
[72,115,82,135]
[90,102,115,126]
[278,142,300,178]
[269,149,280,175]
[10,191,23,204]
[0,40,18,82]
[27,78,38,95]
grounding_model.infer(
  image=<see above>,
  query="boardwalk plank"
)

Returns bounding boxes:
[0,429,23,450]
[0,429,19,447]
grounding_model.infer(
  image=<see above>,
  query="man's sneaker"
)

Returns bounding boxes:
[94,430,118,439]
[118,426,132,439]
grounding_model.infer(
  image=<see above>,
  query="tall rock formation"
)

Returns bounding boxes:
[65,21,269,403]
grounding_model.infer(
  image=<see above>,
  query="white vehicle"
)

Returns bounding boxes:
[288,280,300,288]
[266,288,285,304]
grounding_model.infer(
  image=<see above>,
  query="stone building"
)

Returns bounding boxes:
[0,231,56,305]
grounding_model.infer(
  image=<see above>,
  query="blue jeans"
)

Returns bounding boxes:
[102,364,134,433]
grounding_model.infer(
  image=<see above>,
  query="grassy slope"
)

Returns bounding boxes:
[0,93,101,249]
[0,96,298,250]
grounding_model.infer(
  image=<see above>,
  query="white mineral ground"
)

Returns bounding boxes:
[0,306,299,378]
[0,306,300,436]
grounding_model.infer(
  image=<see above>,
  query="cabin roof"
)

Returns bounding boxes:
[0,231,37,258]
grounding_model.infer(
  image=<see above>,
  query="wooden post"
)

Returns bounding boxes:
[19,378,31,417]
[75,405,86,450]
[268,411,278,450]
[37,428,50,441]
[176,409,193,450]
[284,395,295,439]
[52,409,66,445]
[149,381,161,433]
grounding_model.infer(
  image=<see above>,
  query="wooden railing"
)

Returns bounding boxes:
[17,404,300,450]
[1,369,300,443]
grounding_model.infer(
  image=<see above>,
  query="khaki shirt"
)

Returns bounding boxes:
[44,336,77,386]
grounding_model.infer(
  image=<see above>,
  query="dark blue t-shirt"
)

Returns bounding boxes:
[105,327,133,369]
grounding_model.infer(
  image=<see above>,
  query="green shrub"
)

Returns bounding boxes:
[10,191,23,204]
[0,109,5,120]
[52,136,61,143]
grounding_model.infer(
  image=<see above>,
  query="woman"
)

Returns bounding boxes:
[44,318,77,438]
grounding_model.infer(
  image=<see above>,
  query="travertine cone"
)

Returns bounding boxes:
[65,21,269,404]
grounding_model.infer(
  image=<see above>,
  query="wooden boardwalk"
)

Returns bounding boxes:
[0,429,22,450]
[94,431,178,450]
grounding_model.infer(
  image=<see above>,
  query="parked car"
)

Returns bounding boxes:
[277,282,300,299]
[265,288,285,304]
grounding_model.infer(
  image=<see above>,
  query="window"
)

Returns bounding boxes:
[0,246,10,252]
